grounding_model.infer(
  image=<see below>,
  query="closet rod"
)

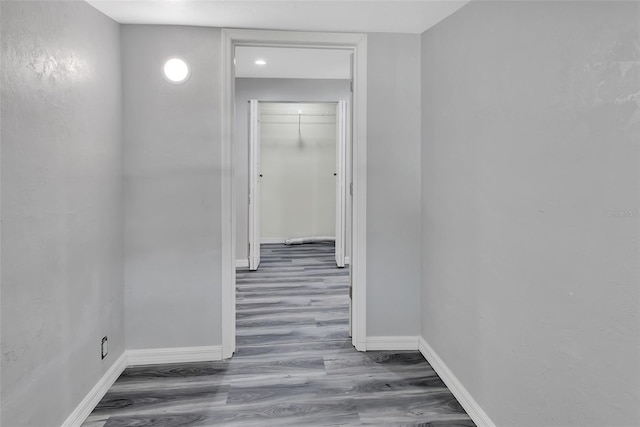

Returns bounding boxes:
[261,113,336,117]
[259,121,336,125]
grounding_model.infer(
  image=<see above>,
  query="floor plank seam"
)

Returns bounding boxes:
[82,244,475,427]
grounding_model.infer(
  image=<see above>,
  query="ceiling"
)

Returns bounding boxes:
[235,46,351,79]
[86,1,469,35]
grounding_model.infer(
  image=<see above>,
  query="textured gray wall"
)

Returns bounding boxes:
[121,25,222,349]
[234,78,351,260]
[238,38,425,337]
[1,2,124,426]
[420,2,640,426]
[367,33,422,336]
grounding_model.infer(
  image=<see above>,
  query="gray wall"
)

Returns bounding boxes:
[420,2,640,426]
[367,33,422,336]
[1,2,124,426]
[259,103,337,241]
[236,37,424,338]
[235,78,351,260]
[121,25,223,350]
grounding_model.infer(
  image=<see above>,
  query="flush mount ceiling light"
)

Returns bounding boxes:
[163,57,190,84]
[254,59,267,65]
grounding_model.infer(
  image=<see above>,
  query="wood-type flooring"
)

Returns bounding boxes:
[82,243,475,426]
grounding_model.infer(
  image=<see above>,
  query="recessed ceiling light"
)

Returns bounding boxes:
[163,57,190,84]
[255,59,266,66]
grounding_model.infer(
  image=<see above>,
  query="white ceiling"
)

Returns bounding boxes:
[86,1,469,35]
[235,46,351,79]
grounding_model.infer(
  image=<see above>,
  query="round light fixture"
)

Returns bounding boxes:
[254,59,266,66]
[163,57,190,84]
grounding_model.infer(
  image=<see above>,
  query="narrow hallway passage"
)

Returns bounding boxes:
[82,244,473,426]
[236,243,351,347]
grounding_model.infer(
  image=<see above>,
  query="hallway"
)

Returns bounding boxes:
[4,2,638,425]
[236,243,351,347]
[82,244,473,426]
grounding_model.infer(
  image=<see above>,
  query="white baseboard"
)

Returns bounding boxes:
[61,352,127,427]
[127,345,223,366]
[239,257,347,267]
[261,238,286,244]
[419,337,496,427]
[65,346,223,426]
[366,336,419,351]
[235,258,249,268]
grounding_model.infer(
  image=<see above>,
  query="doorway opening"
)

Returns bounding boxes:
[248,101,350,271]
[221,29,368,358]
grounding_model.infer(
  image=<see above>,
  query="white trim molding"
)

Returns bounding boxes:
[63,347,224,426]
[366,336,419,351]
[240,255,346,268]
[221,29,236,360]
[419,337,496,427]
[61,352,127,427]
[261,237,287,244]
[221,28,368,354]
[127,346,223,366]
[235,258,249,269]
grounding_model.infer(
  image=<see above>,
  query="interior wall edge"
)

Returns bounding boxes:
[366,336,420,351]
[418,337,496,427]
[60,352,128,427]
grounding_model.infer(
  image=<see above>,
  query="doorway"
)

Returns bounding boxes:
[248,101,349,271]
[221,29,368,358]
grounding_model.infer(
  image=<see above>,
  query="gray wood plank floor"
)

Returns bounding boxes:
[83,243,475,426]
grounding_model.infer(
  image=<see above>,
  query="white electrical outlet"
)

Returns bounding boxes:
[101,336,108,359]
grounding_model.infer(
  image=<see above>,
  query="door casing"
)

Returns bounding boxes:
[335,100,348,269]
[248,100,261,271]
[221,29,368,358]
[248,100,348,270]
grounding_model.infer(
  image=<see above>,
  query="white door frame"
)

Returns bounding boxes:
[250,99,351,271]
[248,100,348,268]
[335,100,348,268]
[221,29,368,358]
[248,100,261,271]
